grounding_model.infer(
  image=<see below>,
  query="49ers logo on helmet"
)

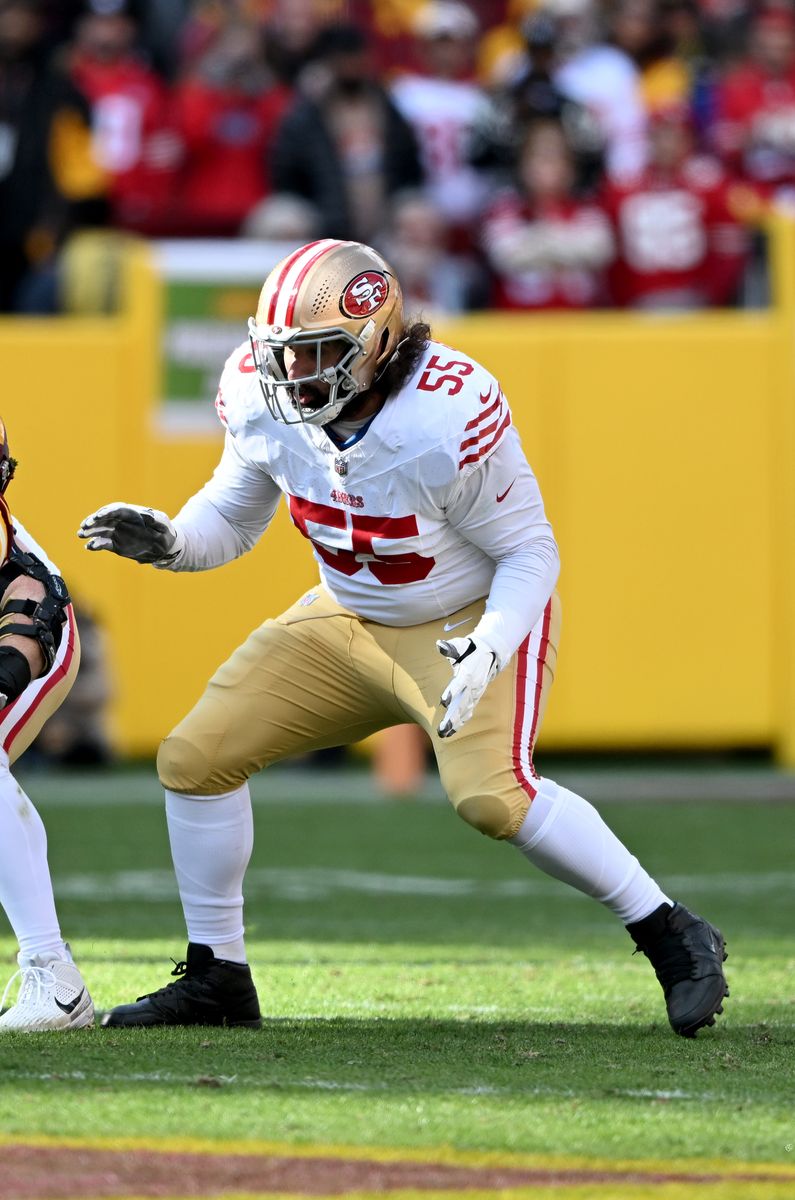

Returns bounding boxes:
[341,272,389,317]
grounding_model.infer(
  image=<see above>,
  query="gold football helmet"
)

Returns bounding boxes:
[248,239,404,425]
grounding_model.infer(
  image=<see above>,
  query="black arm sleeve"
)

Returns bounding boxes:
[0,645,32,705]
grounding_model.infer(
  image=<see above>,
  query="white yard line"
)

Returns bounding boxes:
[16,765,795,808]
[51,865,795,903]
[6,1069,710,1102]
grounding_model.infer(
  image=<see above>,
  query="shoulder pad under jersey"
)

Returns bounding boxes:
[405,342,512,480]
[214,341,267,437]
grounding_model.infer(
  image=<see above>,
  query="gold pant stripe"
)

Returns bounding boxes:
[512,598,555,803]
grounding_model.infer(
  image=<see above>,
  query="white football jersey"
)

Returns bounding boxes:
[172,338,559,655]
[390,75,488,223]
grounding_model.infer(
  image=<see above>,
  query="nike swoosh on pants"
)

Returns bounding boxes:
[443,618,472,632]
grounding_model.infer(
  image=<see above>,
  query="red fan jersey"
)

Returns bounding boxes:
[70,56,180,234]
[172,79,292,236]
[713,63,795,196]
[481,192,613,310]
[601,156,749,307]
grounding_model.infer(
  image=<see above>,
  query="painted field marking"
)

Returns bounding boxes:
[50,866,795,904]
[18,763,795,807]
[25,1188,795,1200]
[93,1190,795,1200]
[6,1070,730,1102]
[2,1133,794,1178]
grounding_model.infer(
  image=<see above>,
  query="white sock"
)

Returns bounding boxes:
[165,784,253,964]
[510,778,671,924]
[0,760,69,962]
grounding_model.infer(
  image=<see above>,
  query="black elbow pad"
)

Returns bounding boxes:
[0,546,70,671]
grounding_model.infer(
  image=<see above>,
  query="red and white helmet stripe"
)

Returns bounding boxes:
[263,239,343,326]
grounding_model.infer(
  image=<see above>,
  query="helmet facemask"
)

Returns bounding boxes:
[248,318,377,426]
[251,239,404,426]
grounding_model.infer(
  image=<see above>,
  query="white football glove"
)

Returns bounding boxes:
[436,636,500,738]
[78,503,184,566]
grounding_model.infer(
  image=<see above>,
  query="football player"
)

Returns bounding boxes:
[80,239,728,1037]
[0,420,93,1031]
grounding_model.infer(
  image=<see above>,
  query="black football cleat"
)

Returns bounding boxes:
[101,943,262,1029]
[627,901,729,1038]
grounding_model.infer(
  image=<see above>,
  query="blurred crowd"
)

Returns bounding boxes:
[3,0,795,314]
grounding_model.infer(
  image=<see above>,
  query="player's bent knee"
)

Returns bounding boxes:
[157,735,235,796]
[456,793,521,840]
[157,735,208,793]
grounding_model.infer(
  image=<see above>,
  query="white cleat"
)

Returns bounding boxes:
[0,953,94,1032]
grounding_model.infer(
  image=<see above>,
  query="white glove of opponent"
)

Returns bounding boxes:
[436,636,500,738]
[78,503,184,566]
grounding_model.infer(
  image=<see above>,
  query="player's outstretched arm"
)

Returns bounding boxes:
[79,434,283,573]
[78,503,184,566]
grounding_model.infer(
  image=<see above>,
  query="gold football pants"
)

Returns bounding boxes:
[158,588,561,840]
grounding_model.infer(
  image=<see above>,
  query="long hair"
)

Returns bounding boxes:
[376,320,431,399]
[338,320,431,422]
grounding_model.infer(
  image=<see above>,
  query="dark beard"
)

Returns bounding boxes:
[337,389,378,421]
[295,382,327,411]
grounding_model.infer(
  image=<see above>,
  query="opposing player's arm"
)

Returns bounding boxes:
[79,434,281,572]
[0,576,46,680]
[0,549,71,706]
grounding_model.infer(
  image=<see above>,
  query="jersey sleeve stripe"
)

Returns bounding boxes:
[459,404,506,452]
[463,393,502,431]
[459,410,511,468]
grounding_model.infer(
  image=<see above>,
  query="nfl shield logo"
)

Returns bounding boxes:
[334,456,348,477]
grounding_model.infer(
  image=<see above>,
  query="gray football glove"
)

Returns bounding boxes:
[436,635,500,738]
[78,503,184,566]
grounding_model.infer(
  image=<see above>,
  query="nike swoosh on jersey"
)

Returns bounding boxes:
[496,479,516,503]
[442,617,472,632]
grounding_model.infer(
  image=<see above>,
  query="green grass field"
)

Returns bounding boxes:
[1,764,793,1171]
